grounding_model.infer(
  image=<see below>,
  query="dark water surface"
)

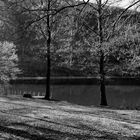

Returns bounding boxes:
[8,84,140,108]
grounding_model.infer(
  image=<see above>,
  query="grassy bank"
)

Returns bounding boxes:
[0,95,139,140]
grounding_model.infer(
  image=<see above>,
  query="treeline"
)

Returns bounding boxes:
[0,0,140,105]
[0,0,140,77]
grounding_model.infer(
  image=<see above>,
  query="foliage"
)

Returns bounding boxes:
[1,0,140,77]
[71,4,140,77]
[0,41,20,82]
[105,23,140,77]
[3,0,86,76]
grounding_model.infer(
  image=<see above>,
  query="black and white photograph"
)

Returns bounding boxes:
[0,0,140,139]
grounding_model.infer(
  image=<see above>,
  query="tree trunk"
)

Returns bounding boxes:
[98,0,107,106]
[45,36,51,100]
[44,0,51,100]
[100,52,107,106]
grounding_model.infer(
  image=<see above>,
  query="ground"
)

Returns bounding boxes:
[0,96,139,140]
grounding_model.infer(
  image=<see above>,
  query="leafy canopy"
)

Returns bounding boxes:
[0,41,20,81]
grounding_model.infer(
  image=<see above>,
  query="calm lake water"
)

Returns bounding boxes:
[6,84,140,109]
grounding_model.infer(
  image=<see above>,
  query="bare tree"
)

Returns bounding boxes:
[74,0,140,106]
[2,0,89,100]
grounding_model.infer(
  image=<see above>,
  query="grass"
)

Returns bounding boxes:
[0,95,139,140]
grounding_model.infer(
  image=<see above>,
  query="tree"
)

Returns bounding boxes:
[72,0,140,106]
[2,0,140,105]
[0,41,20,82]
[4,0,89,100]
[107,21,140,77]
[0,1,20,83]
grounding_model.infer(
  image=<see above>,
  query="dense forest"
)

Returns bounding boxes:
[0,0,140,103]
[0,0,139,78]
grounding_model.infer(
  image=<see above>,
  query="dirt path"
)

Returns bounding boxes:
[0,95,139,140]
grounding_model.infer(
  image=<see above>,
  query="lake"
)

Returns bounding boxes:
[5,84,140,109]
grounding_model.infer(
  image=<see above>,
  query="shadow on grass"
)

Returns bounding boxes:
[78,123,137,140]
[0,121,137,140]
[0,125,52,140]
[0,122,92,140]
[0,111,137,140]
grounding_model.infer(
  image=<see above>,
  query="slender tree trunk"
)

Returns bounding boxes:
[98,0,107,106]
[99,52,107,105]
[45,0,51,100]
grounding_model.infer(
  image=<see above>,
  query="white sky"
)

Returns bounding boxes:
[82,0,139,9]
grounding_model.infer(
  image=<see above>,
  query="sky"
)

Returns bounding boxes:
[83,0,138,9]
